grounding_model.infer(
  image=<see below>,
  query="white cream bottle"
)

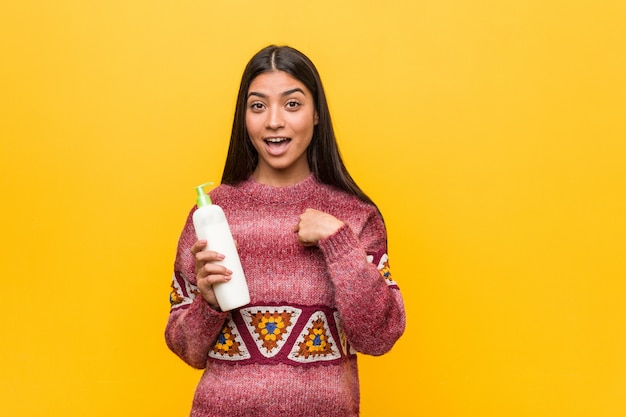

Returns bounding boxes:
[192,182,250,311]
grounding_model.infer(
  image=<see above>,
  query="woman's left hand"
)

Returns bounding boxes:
[293,208,344,247]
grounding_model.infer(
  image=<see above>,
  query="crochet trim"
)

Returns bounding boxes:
[208,303,356,367]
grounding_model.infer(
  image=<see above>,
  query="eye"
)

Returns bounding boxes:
[285,100,300,110]
[249,102,265,112]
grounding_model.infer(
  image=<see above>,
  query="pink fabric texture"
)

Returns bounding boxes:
[165,174,405,417]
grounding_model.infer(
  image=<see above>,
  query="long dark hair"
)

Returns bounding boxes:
[221,45,375,207]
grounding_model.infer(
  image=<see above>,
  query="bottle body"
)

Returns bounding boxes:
[192,204,250,311]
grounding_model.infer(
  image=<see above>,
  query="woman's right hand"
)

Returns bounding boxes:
[191,240,232,310]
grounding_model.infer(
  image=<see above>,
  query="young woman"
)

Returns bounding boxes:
[166,45,405,417]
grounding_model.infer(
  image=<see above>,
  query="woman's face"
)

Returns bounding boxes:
[246,70,318,186]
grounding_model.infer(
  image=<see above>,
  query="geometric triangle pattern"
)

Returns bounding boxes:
[240,306,302,358]
[333,311,356,356]
[206,305,356,367]
[288,311,341,364]
[367,252,397,287]
[208,315,251,361]
[169,272,199,310]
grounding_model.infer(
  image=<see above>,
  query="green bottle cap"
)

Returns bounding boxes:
[194,182,215,207]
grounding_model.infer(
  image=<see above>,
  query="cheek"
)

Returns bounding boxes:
[291,113,316,135]
[245,114,260,138]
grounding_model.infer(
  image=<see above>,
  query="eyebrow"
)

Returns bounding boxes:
[247,88,306,100]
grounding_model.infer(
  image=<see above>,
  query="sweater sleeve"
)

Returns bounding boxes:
[164,208,228,369]
[318,209,406,356]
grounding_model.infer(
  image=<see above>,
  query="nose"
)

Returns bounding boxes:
[265,107,285,130]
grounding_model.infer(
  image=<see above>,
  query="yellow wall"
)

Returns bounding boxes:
[1,1,625,416]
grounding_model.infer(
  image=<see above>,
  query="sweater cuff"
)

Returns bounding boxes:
[318,223,363,264]
[191,293,228,323]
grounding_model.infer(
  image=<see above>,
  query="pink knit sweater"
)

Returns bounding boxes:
[166,174,405,417]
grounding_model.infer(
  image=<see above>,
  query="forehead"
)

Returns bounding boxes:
[248,70,310,96]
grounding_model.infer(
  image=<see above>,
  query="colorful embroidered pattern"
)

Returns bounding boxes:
[241,306,302,358]
[208,306,351,366]
[378,254,391,281]
[300,318,330,355]
[253,312,288,348]
[170,272,199,309]
[169,281,184,306]
[333,311,356,356]
[289,311,340,363]
[367,253,397,287]
[209,316,251,361]
[214,325,240,356]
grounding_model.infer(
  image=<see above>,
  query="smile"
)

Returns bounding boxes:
[263,137,292,156]
[265,137,291,144]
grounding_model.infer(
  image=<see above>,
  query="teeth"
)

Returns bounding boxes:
[266,137,289,143]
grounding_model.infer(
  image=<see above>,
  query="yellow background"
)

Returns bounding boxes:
[1,1,625,416]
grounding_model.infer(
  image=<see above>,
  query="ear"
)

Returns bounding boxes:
[314,111,319,125]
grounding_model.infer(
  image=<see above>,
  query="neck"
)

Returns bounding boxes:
[252,167,311,187]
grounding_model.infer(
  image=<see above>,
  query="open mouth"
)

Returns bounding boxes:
[264,137,291,146]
